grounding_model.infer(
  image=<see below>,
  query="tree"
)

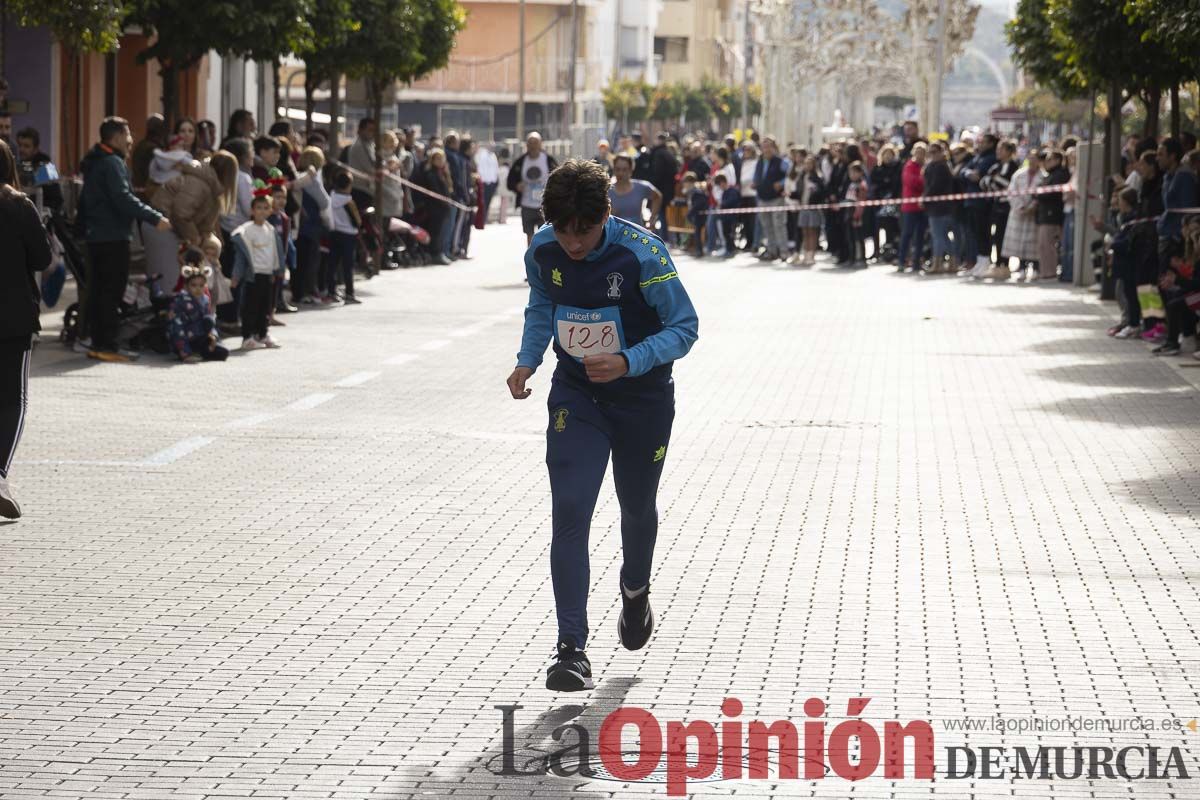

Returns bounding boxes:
[1006,0,1081,101]
[5,0,127,168]
[293,0,357,143]
[125,0,316,126]
[601,79,649,133]
[902,0,979,135]
[1124,0,1200,136]
[336,0,465,252]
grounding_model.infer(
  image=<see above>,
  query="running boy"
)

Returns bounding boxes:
[506,159,699,691]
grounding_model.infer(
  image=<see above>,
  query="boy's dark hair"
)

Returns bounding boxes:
[713,173,728,185]
[541,158,611,232]
[251,194,272,208]
[1119,187,1138,208]
[254,135,281,154]
[358,117,376,134]
[333,170,353,191]
[269,183,286,195]
[183,247,204,265]
[1161,136,1184,161]
[16,127,38,147]
[224,137,252,163]
[99,116,129,143]
[612,154,634,169]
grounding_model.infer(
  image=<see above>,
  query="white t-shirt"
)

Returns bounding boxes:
[242,221,278,275]
[521,151,550,209]
[475,148,500,184]
[330,192,359,235]
[739,158,758,197]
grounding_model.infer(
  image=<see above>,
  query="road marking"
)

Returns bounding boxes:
[224,412,280,429]
[335,371,381,387]
[419,339,451,351]
[384,354,419,366]
[16,459,141,467]
[446,430,544,443]
[285,392,337,411]
[449,321,492,338]
[141,436,214,466]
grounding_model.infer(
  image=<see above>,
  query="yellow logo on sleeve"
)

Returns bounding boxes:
[653,445,666,462]
[553,408,569,432]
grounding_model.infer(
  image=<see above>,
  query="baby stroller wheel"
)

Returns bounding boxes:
[60,302,79,344]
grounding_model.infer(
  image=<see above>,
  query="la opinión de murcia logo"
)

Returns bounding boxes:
[494,698,1193,796]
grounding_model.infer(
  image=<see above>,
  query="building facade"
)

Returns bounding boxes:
[400,0,661,154]
[3,20,274,173]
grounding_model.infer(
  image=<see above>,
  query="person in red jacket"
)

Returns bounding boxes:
[897,142,928,272]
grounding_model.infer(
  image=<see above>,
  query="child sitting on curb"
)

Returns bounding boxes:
[169,249,229,363]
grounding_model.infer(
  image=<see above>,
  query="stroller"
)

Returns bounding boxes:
[46,208,173,355]
[386,217,433,267]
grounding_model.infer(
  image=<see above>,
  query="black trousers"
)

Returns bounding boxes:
[970,201,993,260]
[240,273,275,340]
[294,235,321,301]
[991,206,1009,263]
[86,240,130,351]
[1164,295,1197,346]
[1113,255,1141,327]
[0,338,31,479]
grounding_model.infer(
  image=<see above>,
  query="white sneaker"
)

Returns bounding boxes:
[0,476,20,519]
[1114,325,1142,339]
[261,335,281,349]
[982,265,1010,281]
[72,337,93,355]
[241,337,263,351]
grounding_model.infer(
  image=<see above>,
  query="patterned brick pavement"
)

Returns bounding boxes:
[1,219,1198,798]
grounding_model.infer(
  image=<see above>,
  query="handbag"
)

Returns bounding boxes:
[1138,285,1164,316]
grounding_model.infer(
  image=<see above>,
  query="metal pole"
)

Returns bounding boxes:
[612,0,622,83]
[517,0,526,141]
[933,0,947,136]
[567,0,578,136]
[740,0,751,135]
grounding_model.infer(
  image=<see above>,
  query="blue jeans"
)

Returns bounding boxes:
[705,212,725,253]
[546,377,674,649]
[898,211,927,267]
[441,208,459,256]
[928,215,954,269]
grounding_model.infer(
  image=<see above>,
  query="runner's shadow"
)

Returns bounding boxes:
[387,676,649,799]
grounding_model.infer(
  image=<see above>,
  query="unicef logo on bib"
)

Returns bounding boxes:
[590,312,602,322]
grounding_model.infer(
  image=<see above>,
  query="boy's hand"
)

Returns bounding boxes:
[507,367,534,399]
[230,278,239,289]
[583,354,628,383]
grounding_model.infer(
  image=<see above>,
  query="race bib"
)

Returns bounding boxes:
[554,305,625,361]
[528,181,545,206]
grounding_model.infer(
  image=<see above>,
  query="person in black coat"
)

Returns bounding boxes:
[1034,150,1069,279]
[0,139,52,518]
[648,133,679,238]
[869,146,902,262]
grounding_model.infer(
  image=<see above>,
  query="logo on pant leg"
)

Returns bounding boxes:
[653,445,666,462]
[553,408,569,432]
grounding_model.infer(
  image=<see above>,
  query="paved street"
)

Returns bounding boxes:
[2,218,1199,799]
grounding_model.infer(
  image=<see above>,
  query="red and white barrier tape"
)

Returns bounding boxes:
[341,164,474,212]
[699,182,1082,216]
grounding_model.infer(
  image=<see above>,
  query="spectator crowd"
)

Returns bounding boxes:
[574,122,1200,358]
[7,107,1200,364]
[8,109,505,364]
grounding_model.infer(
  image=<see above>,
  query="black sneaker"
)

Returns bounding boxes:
[617,581,654,651]
[1152,343,1182,356]
[546,640,593,691]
